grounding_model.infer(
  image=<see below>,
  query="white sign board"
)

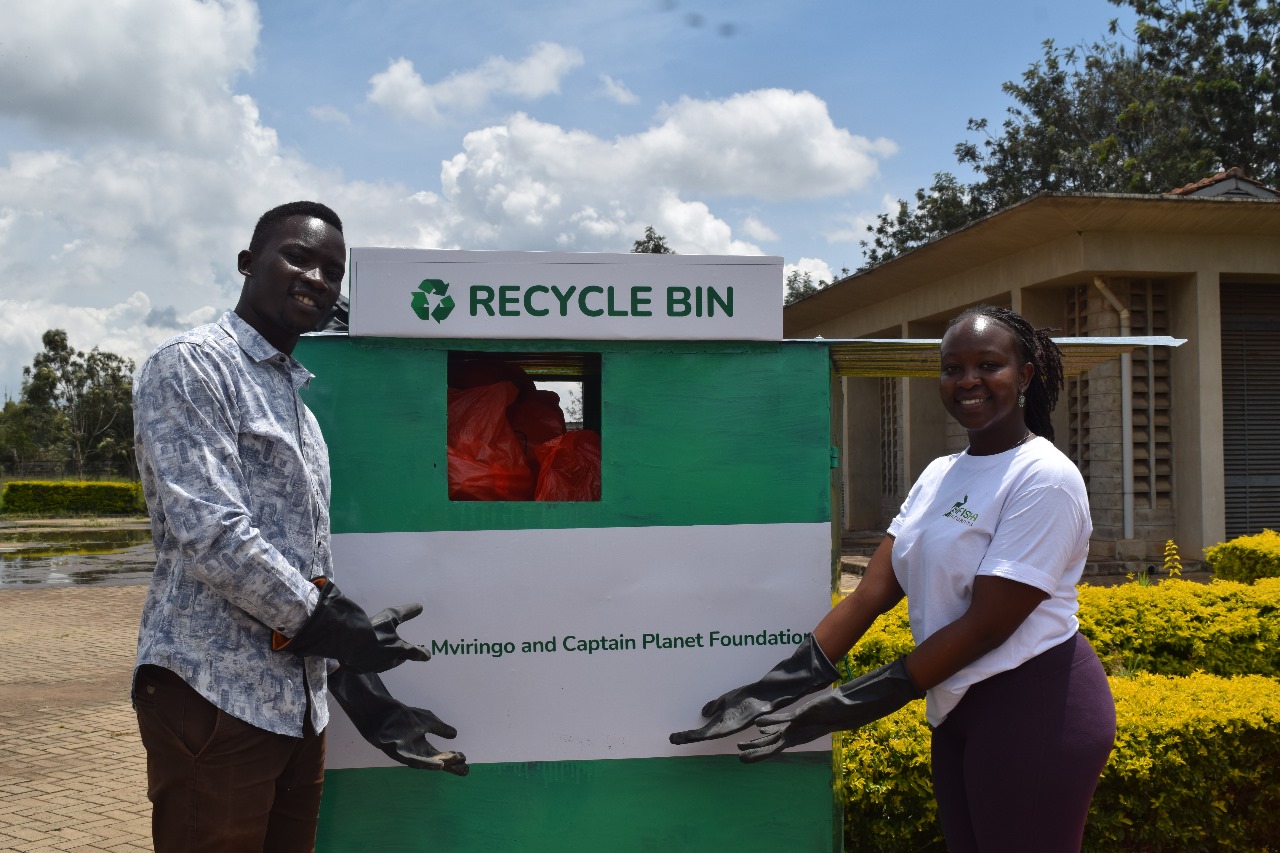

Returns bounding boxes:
[348,248,783,341]
[325,523,833,767]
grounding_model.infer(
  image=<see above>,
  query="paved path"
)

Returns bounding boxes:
[0,585,149,852]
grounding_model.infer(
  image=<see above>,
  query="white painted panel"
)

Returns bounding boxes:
[325,523,832,767]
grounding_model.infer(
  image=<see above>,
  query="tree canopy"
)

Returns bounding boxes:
[631,225,675,254]
[860,0,1280,268]
[0,330,135,478]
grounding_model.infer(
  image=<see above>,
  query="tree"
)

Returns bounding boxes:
[632,225,675,254]
[17,330,135,477]
[0,399,42,476]
[861,0,1280,267]
[784,270,828,305]
[861,173,987,268]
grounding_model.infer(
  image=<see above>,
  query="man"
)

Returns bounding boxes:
[132,201,465,853]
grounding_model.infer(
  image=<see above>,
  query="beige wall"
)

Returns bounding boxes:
[842,377,882,529]
[792,203,1280,565]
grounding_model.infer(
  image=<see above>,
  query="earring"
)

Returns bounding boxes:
[1017,393,1026,408]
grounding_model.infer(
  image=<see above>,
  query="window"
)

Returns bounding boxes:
[446,352,601,502]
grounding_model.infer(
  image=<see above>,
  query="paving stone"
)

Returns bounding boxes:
[0,586,149,853]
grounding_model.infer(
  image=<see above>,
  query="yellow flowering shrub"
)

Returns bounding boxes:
[836,580,1280,679]
[1087,674,1280,851]
[0,480,144,515]
[1205,529,1280,583]
[835,674,1280,852]
[1078,579,1280,677]
[837,597,913,679]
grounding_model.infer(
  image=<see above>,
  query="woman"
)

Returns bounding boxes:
[671,305,1116,852]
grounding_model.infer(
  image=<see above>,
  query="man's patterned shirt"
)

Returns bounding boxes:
[134,311,330,737]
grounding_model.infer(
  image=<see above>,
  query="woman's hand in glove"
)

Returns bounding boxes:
[737,656,922,763]
[669,634,839,744]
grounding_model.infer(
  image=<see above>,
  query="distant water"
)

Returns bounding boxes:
[0,526,155,588]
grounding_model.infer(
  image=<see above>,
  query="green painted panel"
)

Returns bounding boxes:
[316,753,837,853]
[296,336,833,533]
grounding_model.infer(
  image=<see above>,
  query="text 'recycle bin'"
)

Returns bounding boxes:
[297,249,843,852]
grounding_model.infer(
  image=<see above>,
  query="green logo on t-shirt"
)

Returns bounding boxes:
[943,494,979,526]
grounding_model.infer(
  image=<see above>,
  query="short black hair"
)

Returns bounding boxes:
[248,201,343,255]
[946,304,1065,441]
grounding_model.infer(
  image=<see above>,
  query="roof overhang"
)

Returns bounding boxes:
[804,336,1185,378]
[784,192,1280,333]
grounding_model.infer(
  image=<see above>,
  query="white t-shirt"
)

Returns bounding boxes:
[886,436,1091,726]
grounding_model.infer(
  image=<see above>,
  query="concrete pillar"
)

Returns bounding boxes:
[1018,286,1073,452]
[905,319,948,482]
[1169,270,1226,555]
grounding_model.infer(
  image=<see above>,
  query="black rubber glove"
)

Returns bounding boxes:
[669,634,840,745]
[736,656,923,763]
[275,579,430,674]
[328,667,469,776]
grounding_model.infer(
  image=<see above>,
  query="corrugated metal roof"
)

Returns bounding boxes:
[802,336,1185,378]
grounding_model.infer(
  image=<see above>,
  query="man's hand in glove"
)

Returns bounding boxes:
[274,579,430,674]
[328,667,469,776]
[669,634,839,745]
[736,656,923,763]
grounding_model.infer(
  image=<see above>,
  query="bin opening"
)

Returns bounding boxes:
[446,351,601,502]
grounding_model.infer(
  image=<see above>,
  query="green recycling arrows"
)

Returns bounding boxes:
[410,278,455,323]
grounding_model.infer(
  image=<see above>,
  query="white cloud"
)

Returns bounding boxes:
[824,193,900,245]
[309,105,351,126]
[368,42,584,121]
[784,257,834,284]
[599,74,639,105]
[0,292,219,397]
[0,7,899,396]
[741,216,777,242]
[779,257,836,301]
[637,90,897,198]
[0,0,259,152]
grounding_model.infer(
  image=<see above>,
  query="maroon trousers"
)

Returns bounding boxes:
[930,632,1116,853]
[133,665,326,853]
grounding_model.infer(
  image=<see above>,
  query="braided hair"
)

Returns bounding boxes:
[945,305,1065,441]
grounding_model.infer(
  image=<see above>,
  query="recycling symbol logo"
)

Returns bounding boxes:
[410,278,455,324]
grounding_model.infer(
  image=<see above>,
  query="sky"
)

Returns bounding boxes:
[0,0,1139,398]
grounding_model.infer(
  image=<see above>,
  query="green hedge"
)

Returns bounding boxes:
[838,673,1280,852]
[839,598,912,678]
[0,480,144,515]
[1205,529,1280,583]
[1078,578,1280,678]
[837,579,1280,680]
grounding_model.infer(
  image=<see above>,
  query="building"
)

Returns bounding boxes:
[784,171,1280,569]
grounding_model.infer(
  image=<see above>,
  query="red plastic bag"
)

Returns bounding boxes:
[508,389,567,472]
[447,382,535,501]
[534,430,601,502]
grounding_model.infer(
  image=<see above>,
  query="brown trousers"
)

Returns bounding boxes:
[133,665,326,853]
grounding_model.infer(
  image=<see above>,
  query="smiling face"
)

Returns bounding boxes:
[234,215,345,355]
[939,314,1036,455]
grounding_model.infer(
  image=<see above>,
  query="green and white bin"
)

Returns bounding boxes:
[300,249,843,852]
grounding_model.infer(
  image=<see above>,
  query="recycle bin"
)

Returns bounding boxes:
[297,249,841,852]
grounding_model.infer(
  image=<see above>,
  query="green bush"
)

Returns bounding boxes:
[1078,579,1280,678]
[0,480,144,515]
[836,580,1280,680]
[1205,529,1280,583]
[837,673,1280,852]
[838,598,912,679]
[837,704,940,852]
